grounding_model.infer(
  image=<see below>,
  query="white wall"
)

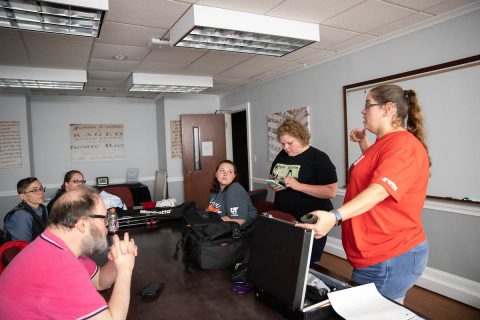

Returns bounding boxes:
[0,95,31,193]
[221,8,480,306]
[30,96,159,186]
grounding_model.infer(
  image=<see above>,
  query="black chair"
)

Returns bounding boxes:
[247,188,268,205]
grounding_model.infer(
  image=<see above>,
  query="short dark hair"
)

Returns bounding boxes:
[49,185,100,228]
[17,177,39,194]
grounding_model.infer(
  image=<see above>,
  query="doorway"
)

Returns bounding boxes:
[225,103,252,192]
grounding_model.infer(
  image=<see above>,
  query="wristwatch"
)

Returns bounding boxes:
[330,209,342,226]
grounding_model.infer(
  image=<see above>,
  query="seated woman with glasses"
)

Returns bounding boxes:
[206,160,257,226]
[3,177,48,242]
[47,170,86,213]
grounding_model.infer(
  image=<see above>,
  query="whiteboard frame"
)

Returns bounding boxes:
[342,54,480,204]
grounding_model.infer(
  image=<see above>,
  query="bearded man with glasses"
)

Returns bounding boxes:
[3,177,48,242]
[0,185,138,319]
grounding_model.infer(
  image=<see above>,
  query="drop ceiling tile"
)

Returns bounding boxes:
[423,0,477,15]
[98,21,167,47]
[198,0,283,14]
[182,51,252,75]
[106,0,189,29]
[323,0,415,33]
[30,56,87,69]
[326,34,377,52]
[278,47,319,61]
[92,43,150,61]
[368,12,432,36]
[136,62,186,74]
[85,79,125,88]
[144,47,207,67]
[89,59,140,72]
[385,0,446,11]
[267,0,364,23]
[0,34,30,65]
[88,71,130,81]
[308,26,359,50]
[23,32,92,58]
[294,50,337,66]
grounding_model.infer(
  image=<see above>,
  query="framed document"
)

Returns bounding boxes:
[96,176,109,186]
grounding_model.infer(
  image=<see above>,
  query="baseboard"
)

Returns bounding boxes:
[325,237,480,309]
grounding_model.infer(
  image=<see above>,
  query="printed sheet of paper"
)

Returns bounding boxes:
[328,283,421,320]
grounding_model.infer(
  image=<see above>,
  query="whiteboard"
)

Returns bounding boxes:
[343,56,480,202]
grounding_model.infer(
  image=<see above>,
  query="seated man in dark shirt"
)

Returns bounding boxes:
[3,177,48,242]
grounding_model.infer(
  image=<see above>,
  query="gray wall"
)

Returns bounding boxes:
[221,9,480,282]
[0,95,159,223]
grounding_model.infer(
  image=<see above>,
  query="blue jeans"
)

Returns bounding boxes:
[351,240,429,301]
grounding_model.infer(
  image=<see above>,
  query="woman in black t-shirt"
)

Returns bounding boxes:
[268,119,338,265]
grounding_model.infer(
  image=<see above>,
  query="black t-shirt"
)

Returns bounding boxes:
[270,146,337,220]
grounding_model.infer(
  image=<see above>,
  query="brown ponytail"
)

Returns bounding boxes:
[370,85,431,166]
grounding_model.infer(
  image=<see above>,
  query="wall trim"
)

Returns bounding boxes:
[252,181,480,217]
[167,176,184,183]
[0,176,156,197]
[325,237,480,308]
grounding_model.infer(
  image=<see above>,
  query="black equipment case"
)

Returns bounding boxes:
[247,215,351,320]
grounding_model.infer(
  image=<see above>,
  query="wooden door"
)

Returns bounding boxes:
[181,114,226,209]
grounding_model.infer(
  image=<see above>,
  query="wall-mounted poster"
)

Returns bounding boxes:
[267,107,309,161]
[0,121,22,168]
[170,120,182,159]
[70,124,124,162]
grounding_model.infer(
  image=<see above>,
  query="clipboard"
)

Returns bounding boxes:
[264,179,286,190]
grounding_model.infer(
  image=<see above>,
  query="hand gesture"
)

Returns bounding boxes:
[296,211,336,239]
[350,128,366,142]
[108,233,137,272]
[283,176,300,190]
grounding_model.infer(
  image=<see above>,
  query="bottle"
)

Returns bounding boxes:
[107,207,119,234]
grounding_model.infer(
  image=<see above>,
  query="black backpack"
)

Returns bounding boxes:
[173,217,254,273]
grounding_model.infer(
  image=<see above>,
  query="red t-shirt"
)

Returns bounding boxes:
[342,131,429,268]
[0,230,107,319]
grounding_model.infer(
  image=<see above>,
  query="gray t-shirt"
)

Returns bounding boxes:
[207,182,257,225]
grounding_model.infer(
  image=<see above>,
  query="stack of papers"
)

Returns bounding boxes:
[327,283,423,320]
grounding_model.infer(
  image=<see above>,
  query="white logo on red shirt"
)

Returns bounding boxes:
[381,177,398,191]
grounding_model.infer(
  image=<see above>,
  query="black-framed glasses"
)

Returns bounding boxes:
[364,103,383,110]
[70,179,86,184]
[24,187,46,194]
[88,214,108,226]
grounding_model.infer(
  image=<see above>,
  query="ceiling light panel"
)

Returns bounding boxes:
[170,5,320,57]
[127,73,213,93]
[0,65,86,89]
[0,0,108,37]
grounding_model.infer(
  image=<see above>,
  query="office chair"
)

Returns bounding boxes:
[247,188,268,205]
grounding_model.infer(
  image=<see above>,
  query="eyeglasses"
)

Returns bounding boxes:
[88,214,108,226]
[364,103,383,110]
[24,187,46,194]
[70,179,86,184]
[218,168,234,175]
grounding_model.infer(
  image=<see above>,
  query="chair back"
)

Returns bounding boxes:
[100,186,135,209]
[263,210,298,224]
[247,188,268,205]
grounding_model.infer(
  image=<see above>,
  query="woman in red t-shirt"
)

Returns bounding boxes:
[298,84,431,303]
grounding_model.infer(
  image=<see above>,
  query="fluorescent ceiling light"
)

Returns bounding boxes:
[0,65,86,89]
[170,4,320,57]
[127,73,213,93]
[0,0,108,37]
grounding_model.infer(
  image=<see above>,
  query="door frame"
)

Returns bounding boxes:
[224,102,253,191]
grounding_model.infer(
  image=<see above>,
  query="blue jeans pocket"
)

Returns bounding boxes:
[413,241,429,276]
